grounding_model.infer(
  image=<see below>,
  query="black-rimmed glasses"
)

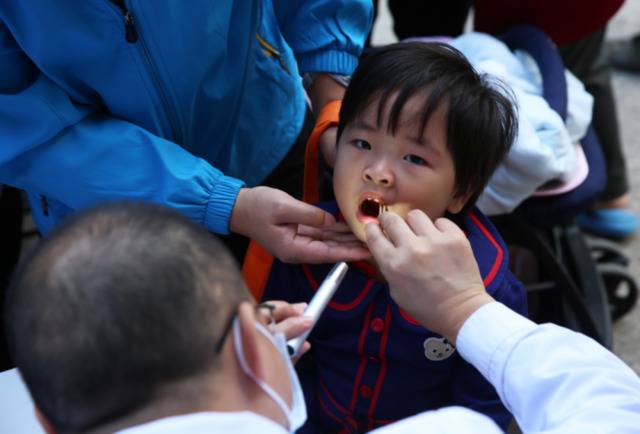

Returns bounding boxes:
[214,302,276,353]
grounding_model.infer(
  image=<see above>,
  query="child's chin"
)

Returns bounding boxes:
[351,225,368,243]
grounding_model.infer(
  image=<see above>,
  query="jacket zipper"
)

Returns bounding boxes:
[256,33,290,75]
[108,0,183,144]
[110,0,137,42]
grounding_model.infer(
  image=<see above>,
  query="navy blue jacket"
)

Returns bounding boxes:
[263,202,527,433]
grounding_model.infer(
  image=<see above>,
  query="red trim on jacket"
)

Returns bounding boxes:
[367,306,392,429]
[398,307,421,326]
[303,264,375,311]
[318,392,352,433]
[320,381,351,415]
[349,304,374,411]
[469,211,503,287]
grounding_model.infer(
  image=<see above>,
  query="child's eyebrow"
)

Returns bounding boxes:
[407,134,427,146]
[405,134,442,159]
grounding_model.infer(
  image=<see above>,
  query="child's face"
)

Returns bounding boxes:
[333,94,468,242]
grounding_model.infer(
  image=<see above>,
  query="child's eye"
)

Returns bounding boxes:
[353,139,371,150]
[404,154,427,166]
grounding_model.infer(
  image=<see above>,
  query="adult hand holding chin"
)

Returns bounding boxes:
[231,186,370,264]
[364,210,494,344]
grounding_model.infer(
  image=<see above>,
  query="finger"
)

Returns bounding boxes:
[326,222,354,232]
[266,301,308,322]
[322,240,369,249]
[280,198,336,228]
[323,233,365,243]
[434,217,465,237]
[305,243,371,263]
[293,341,312,362]
[285,237,371,264]
[364,221,395,258]
[405,209,438,237]
[298,225,362,243]
[378,212,415,246]
[273,315,314,340]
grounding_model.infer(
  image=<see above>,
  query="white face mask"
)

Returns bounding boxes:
[233,318,307,432]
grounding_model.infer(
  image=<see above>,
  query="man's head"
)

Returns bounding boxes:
[5,203,296,433]
[334,42,517,241]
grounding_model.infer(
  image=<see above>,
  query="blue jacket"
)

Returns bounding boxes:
[0,1,371,234]
[263,202,528,433]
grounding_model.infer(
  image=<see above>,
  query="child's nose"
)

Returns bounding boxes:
[363,164,394,187]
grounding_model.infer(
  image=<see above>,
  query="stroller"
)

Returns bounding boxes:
[490,25,637,349]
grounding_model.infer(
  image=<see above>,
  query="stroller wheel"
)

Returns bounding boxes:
[598,262,638,321]
[586,236,630,266]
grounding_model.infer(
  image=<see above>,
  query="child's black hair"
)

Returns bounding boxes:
[337,42,517,217]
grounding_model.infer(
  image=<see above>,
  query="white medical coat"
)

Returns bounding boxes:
[115,303,640,434]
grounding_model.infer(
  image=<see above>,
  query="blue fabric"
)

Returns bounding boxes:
[500,25,568,121]
[576,209,638,239]
[263,202,528,433]
[519,127,606,225]
[0,1,372,234]
[448,32,589,216]
[496,26,607,224]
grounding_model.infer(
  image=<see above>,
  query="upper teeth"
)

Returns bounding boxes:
[362,198,386,217]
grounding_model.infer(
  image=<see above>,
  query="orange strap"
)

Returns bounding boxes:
[242,240,274,302]
[242,100,342,301]
[303,100,342,204]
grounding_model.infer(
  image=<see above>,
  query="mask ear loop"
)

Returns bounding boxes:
[232,318,293,428]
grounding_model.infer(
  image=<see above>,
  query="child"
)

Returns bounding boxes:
[260,42,526,433]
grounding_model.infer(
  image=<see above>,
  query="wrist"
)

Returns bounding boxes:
[205,175,245,234]
[440,290,495,345]
[229,187,251,236]
[308,74,346,114]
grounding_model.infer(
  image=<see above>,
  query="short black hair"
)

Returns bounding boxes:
[5,202,249,433]
[338,42,517,216]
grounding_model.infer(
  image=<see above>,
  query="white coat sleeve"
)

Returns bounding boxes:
[371,302,640,434]
[457,302,640,434]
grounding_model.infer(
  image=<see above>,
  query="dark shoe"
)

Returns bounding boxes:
[607,34,640,72]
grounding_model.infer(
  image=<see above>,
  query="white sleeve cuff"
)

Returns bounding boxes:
[456,302,536,387]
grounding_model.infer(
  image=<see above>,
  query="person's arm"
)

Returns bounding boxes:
[0,22,240,235]
[275,0,372,166]
[274,0,372,78]
[0,24,369,264]
[458,302,640,434]
[450,274,527,430]
[365,210,640,434]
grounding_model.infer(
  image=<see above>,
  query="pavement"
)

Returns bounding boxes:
[371,0,640,372]
[604,0,640,373]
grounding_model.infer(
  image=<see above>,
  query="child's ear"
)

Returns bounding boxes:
[447,190,473,214]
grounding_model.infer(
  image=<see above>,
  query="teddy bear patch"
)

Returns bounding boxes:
[423,337,455,361]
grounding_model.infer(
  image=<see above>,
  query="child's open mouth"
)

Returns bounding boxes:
[358,197,388,221]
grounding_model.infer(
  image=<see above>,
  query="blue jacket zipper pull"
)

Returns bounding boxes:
[124,11,138,43]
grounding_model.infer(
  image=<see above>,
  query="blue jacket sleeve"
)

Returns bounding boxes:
[0,25,243,235]
[450,272,528,430]
[274,0,373,75]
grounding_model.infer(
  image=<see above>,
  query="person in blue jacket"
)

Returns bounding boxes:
[0,1,372,264]
[261,42,527,432]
